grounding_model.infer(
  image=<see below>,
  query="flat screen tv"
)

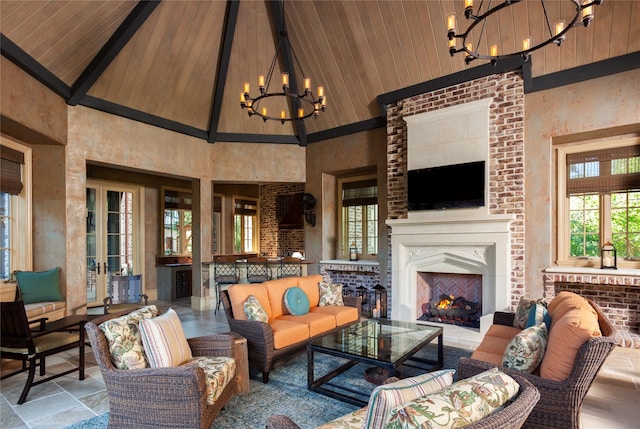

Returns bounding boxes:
[408,161,485,211]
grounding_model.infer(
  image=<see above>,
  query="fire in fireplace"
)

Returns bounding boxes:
[418,293,481,328]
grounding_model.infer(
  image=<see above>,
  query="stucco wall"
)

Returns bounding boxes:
[64,106,305,312]
[524,69,640,297]
[305,127,388,281]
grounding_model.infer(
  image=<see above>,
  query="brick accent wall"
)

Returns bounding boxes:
[544,272,640,334]
[260,183,305,257]
[386,71,526,310]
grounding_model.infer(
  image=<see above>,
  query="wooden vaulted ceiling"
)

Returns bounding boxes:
[1,0,639,145]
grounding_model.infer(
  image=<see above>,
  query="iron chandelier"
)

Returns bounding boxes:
[447,0,604,64]
[240,6,326,124]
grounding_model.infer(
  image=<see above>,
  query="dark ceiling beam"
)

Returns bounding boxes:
[216,132,301,144]
[307,117,387,144]
[0,34,70,99]
[207,0,240,143]
[81,95,208,140]
[68,1,160,106]
[529,51,640,93]
[266,0,307,147]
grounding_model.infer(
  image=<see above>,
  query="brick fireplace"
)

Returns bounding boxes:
[385,71,526,332]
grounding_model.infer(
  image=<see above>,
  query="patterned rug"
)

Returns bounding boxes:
[64,343,472,429]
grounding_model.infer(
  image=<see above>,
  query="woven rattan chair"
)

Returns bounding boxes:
[84,309,238,429]
[265,371,540,429]
[457,298,618,429]
[0,300,85,404]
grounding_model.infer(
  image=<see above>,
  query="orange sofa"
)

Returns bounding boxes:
[221,274,361,383]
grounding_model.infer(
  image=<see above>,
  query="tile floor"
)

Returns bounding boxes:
[1,301,639,429]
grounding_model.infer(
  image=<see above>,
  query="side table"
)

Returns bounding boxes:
[230,333,250,394]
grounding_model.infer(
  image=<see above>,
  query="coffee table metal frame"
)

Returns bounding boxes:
[307,319,443,406]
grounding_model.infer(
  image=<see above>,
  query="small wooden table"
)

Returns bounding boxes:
[230,333,251,394]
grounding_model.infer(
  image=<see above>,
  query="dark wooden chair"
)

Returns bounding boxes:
[246,256,271,283]
[103,274,148,314]
[0,300,85,404]
[277,257,302,279]
[213,256,240,313]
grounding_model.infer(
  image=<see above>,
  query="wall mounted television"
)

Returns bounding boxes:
[408,160,485,211]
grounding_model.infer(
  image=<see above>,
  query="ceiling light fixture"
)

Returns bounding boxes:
[447,0,603,65]
[240,4,326,124]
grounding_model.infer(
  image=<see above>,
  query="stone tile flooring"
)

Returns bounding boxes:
[1,301,639,429]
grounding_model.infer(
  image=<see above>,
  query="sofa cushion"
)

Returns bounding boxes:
[99,305,159,370]
[503,322,547,373]
[471,324,522,366]
[363,369,455,428]
[181,356,236,405]
[228,284,272,321]
[139,308,193,367]
[263,278,299,318]
[384,368,520,429]
[526,301,550,330]
[310,305,359,326]
[16,268,64,304]
[277,312,336,337]
[269,319,310,349]
[318,281,344,306]
[284,287,310,316]
[297,275,322,307]
[24,300,66,320]
[541,294,601,380]
[513,296,547,329]
[244,295,269,322]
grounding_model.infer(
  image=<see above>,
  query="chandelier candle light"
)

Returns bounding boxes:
[240,14,326,124]
[447,0,603,64]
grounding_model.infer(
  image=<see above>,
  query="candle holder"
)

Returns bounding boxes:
[600,240,617,269]
[372,284,388,318]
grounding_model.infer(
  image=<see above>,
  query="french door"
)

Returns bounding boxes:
[86,181,143,307]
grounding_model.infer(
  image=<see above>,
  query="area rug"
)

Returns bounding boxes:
[64,343,471,429]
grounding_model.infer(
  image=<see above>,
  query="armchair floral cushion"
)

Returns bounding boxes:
[183,356,237,405]
[383,368,520,429]
[98,305,159,369]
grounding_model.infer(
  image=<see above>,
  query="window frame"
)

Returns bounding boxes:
[161,186,193,257]
[0,136,32,281]
[556,136,640,269]
[232,196,259,254]
[338,174,378,261]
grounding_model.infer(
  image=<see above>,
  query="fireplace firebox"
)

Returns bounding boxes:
[416,272,482,328]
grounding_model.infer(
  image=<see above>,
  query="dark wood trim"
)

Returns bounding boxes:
[267,0,307,146]
[376,57,525,113]
[0,34,70,99]
[215,132,300,145]
[528,52,640,93]
[80,95,208,140]
[307,117,387,144]
[68,1,160,106]
[207,0,239,143]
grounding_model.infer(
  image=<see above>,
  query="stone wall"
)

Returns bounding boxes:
[386,71,526,310]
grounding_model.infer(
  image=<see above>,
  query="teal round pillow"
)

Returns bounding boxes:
[284,287,310,316]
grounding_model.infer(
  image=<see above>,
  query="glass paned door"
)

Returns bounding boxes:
[86,182,140,307]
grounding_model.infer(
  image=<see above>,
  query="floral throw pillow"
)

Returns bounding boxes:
[318,281,344,306]
[244,295,269,322]
[99,305,159,370]
[384,368,520,429]
[513,296,547,329]
[503,322,548,373]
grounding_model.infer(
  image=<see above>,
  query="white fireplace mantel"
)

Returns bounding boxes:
[387,213,514,333]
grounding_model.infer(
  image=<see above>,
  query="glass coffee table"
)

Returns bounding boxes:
[307,319,443,406]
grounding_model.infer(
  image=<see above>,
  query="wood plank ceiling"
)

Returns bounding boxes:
[1,0,639,143]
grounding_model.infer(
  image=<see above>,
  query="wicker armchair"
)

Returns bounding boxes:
[85,309,238,429]
[458,299,617,429]
[265,372,540,429]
